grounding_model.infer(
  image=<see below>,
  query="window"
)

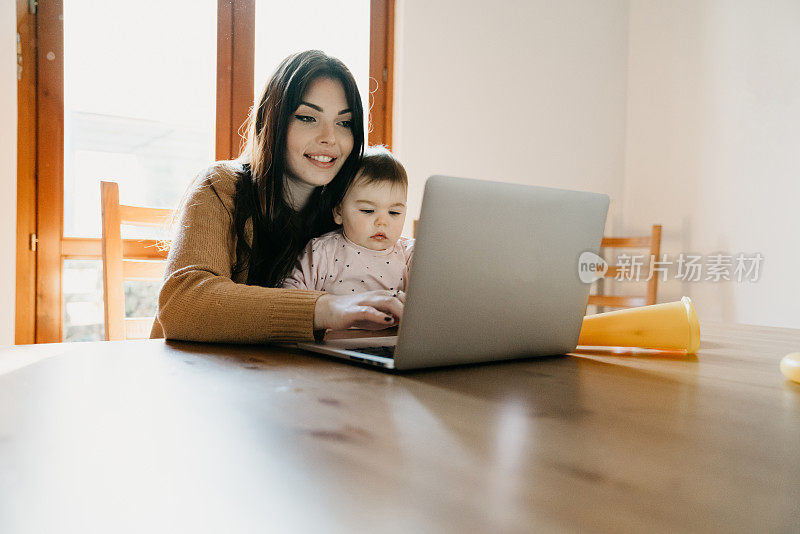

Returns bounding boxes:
[254,0,371,134]
[60,0,217,341]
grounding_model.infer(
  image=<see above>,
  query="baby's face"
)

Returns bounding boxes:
[334,177,407,251]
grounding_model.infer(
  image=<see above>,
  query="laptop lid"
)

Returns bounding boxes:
[392,175,609,370]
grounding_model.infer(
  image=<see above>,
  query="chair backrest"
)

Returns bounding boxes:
[588,224,662,309]
[100,181,172,341]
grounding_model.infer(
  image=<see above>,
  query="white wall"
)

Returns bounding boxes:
[1,0,17,345]
[394,0,800,328]
[393,0,630,237]
[624,0,800,327]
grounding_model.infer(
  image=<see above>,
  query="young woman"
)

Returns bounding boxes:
[151,50,404,343]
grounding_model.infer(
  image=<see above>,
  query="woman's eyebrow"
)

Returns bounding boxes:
[299,101,352,115]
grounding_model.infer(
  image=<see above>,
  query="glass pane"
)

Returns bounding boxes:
[254,1,371,134]
[124,280,161,319]
[62,253,165,342]
[62,261,161,342]
[63,259,104,342]
[63,0,217,239]
[61,1,215,341]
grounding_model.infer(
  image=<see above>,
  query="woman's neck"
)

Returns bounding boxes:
[283,174,316,211]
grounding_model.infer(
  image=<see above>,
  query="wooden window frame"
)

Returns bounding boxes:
[32,0,63,343]
[368,0,395,149]
[15,0,394,343]
[216,0,255,161]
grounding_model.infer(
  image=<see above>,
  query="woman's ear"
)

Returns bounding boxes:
[333,204,343,225]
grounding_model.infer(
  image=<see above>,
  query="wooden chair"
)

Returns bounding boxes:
[588,224,662,310]
[100,181,172,341]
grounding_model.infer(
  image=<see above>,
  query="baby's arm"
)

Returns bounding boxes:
[282,239,326,291]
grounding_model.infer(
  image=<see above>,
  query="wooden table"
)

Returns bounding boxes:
[1,323,798,533]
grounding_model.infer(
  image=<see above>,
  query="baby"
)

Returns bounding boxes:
[282,146,414,294]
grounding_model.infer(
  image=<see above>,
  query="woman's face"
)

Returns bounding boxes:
[284,77,355,189]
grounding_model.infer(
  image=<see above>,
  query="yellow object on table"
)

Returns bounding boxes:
[578,296,701,354]
[780,353,800,384]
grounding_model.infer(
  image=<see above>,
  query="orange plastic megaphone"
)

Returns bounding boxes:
[578,296,701,353]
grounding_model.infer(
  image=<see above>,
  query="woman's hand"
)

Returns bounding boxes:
[314,290,406,331]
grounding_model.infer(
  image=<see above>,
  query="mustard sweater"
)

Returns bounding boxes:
[150,161,324,343]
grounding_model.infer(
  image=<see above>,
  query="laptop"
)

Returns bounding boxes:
[297,175,609,370]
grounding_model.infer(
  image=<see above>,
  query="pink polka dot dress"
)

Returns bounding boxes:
[282,230,414,295]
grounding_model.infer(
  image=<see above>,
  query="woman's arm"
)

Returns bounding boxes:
[153,164,324,343]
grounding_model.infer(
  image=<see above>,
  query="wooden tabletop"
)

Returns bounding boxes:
[1,323,798,533]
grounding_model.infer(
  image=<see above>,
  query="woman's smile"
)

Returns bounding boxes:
[305,152,337,168]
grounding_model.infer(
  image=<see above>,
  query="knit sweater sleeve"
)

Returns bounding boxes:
[150,162,324,343]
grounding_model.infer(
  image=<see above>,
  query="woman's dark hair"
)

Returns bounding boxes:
[232,50,365,287]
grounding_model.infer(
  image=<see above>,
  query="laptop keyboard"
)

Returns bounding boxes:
[353,346,396,358]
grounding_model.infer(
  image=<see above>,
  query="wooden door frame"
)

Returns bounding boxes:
[15,0,394,343]
[15,0,37,344]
